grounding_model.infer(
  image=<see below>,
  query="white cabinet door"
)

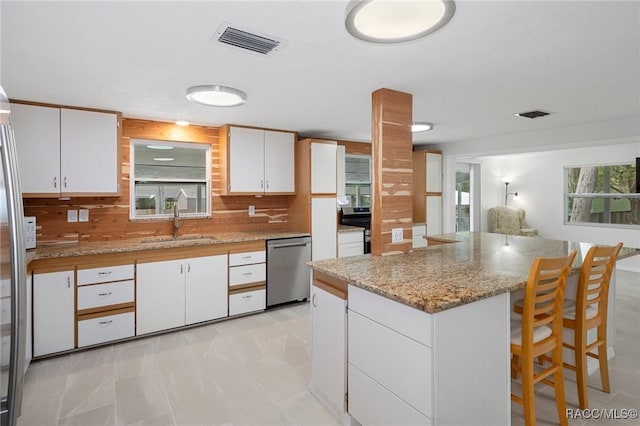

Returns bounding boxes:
[10,103,61,195]
[412,224,427,248]
[229,126,265,193]
[425,152,442,193]
[311,197,337,261]
[60,109,119,194]
[336,145,346,198]
[33,270,75,357]
[311,142,337,194]
[264,130,295,193]
[426,196,442,236]
[136,259,186,335]
[311,285,346,415]
[185,255,228,325]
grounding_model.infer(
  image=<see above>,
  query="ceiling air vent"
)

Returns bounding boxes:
[514,110,552,119]
[212,23,285,57]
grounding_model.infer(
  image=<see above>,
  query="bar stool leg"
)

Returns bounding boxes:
[598,325,611,394]
[522,356,536,426]
[553,346,568,426]
[575,327,589,409]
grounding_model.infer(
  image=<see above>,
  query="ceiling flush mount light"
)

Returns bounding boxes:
[175,120,190,126]
[411,122,434,132]
[186,85,247,107]
[146,144,174,150]
[345,0,455,43]
[153,157,175,162]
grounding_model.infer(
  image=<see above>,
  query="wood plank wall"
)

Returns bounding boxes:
[24,118,290,244]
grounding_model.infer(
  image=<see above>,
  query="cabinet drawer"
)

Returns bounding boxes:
[229,251,266,266]
[229,263,266,287]
[77,280,134,310]
[337,231,363,244]
[229,289,266,316]
[78,264,134,285]
[349,365,433,426]
[338,242,364,258]
[349,285,432,346]
[77,311,134,347]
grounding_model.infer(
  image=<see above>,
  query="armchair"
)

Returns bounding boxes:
[488,206,538,236]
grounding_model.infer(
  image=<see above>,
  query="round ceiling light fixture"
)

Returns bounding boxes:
[345,0,455,43]
[411,122,434,132]
[186,85,247,107]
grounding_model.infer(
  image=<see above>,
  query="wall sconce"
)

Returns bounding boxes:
[504,182,518,205]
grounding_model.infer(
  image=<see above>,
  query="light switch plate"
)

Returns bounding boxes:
[79,209,89,222]
[392,227,403,243]
[67,210,78,223]
[248,205,255,216]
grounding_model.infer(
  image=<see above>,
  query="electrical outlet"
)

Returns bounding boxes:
[392,227,403,243]
[79,209,89,222]
[248,205,255,216]
[67,210,78,223]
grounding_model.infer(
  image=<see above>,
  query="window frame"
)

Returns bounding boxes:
[129,138,211,220]
[564,161,639,229]
[345,153,372,208]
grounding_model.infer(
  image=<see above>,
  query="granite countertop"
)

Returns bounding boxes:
[308,232,640,314]
[338,224,365,232]
[27,231,310,262]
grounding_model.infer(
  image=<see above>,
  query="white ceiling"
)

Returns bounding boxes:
[1,1,639,150]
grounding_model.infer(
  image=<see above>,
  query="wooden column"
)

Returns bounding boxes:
[370,88,413,256]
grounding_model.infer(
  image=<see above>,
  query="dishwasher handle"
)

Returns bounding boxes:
[269,242,310,249]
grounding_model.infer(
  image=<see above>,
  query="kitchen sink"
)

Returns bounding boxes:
[140,235,216,244]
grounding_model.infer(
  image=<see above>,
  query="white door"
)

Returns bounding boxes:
[61,109,119,194]
[136,259,186,334]
[311,197,337,260]
[311,285,346,414]
[264,130,295,193]
[33,270,75,356]
[229,126,265,193]
[426,195,442,236]
[10,103,61,195]
[311,142,337,195]
[185,255,228,325]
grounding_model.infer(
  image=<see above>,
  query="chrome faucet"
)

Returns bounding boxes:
[173,203,181,239]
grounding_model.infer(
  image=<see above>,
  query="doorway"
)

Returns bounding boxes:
[455,162,480,231]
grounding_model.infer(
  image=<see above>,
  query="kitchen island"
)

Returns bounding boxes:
[307,232,638,426]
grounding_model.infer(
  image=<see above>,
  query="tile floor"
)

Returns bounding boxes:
[18,270,639,426]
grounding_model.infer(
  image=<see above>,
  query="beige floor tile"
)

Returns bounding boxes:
[57,404,116,426]
[114,372,172,426]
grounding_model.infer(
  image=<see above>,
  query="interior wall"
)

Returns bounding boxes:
[479,142,639,249]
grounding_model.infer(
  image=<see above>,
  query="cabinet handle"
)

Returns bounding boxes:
[242,272,252,277]
[180,264,184,274]
[188,263,191,273]
[53,176,57,188]
[266,180,269,189]
[63,176,67,188]
[242,255,252,260]
[242,294,253,300]
[99,320,113,326]
[260,179,264,189]
[97,292,112,297]
[312,293,317,307]
[66,276,71,288]
[98,271,112,276]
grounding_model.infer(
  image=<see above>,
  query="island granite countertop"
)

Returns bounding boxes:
[307,231,639,314]
[27,231,310,264]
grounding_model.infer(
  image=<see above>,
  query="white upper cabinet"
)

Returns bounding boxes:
[425,152,442,193]
[60,109,119,194]
[11,102,120,197]
[264,130,295,193]
[311,142,337,194]
[225,125,295,195]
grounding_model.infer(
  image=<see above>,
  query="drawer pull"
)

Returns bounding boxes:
[242,295,253,300]
[97,292,112,297]
[242,256,252,260]
[98,320,113,326]
[242,272,253,276]
[98,271,112,276]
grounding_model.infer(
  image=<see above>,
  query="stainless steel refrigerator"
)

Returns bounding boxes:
[0,85,27,426]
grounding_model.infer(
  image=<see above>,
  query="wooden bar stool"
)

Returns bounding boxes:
[562,242,623,409]
[511,250,577,426]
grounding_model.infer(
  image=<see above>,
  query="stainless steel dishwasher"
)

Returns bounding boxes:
[266,236,312,307]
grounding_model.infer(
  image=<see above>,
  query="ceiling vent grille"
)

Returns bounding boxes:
[213,23,284,57]
[514,110,552,119]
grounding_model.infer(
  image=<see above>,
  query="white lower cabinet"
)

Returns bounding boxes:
[78,312,135,347]
[137,255,228,335]
[33,270,75,357]
[412,223,426,248]
[229,288,266,316]
[337,230,364,258]
[310,283,347,417]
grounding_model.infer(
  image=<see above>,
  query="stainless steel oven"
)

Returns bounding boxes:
[340,207,371,254]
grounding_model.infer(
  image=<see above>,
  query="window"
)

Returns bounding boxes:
[130,139,211,219]
[345,154,371,207]
[565,162,639,227]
